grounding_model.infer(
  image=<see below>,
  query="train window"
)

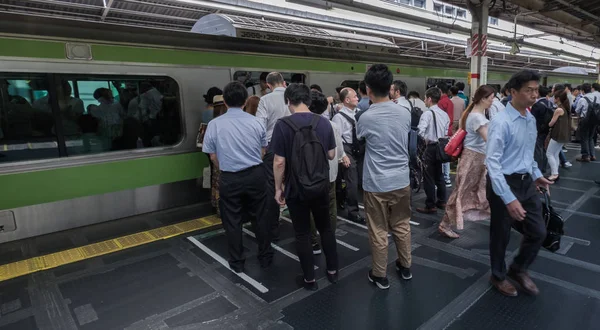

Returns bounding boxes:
[0,75,59,163]
[340,80,360,93]
[233,71,306,96]
[426,78,456,90]
[59,76,182,156]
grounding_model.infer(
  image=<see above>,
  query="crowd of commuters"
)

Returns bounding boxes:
[198,67,600,296]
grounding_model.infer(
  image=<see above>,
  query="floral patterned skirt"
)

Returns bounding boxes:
[441,148,490,230]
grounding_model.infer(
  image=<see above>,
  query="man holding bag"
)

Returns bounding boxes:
[416,87,450,214]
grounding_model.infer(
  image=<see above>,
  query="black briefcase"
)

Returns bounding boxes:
[541,189,564,252]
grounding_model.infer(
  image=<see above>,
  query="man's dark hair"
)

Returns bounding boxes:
[364,64,393,98]
[391,80,407,97]
[582,83,592,94]
[436,82,449,94]
[425,87,442,104]
[506,70,541,92]
[564,83,572,91]
[335,86,344,95]
[358,81,367,95]
[266,72,284,86]
[407,91,420,99]
[260,72,269,82]
[592,83,600,92]
[449,86,459,96]
[553,83,565,94]
[309,90,328,115]
[284,83,311,107]
[574,85,581,92]
[455,82,466,91]
[538,85,550,98]
[310,84,323,93]
[223,81,248,108]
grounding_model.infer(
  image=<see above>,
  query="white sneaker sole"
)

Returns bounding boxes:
[368,273,390,289]
[396,266,413,280]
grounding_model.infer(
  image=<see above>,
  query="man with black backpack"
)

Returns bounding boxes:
[575,83,598,162]
[332,87,365,224]
[272,83,339,291]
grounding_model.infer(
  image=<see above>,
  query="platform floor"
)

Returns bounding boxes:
[1,144,600,329]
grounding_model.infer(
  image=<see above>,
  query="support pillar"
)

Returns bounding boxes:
[467,0,490,97]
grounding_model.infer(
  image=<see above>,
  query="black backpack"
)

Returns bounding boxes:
[338,112,365,158]
[409,101,423,130]
[535,99,554,135]
[583,96,600,126]
[281,115,330,200]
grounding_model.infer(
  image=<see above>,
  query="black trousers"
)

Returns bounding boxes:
[262,150,281,240]
[341,144,360,219]
[287,194,339,281]
[534,134,548,175]
[219,165,273,269]
[487,174,546,281]
[423,144,446,208]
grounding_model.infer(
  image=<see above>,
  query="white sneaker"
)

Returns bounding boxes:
[563,161,573,168]
[445,180,452,187]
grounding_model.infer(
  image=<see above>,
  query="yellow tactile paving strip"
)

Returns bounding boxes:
[0,215,221,282]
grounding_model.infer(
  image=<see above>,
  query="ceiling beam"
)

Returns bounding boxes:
[101,0,115,21]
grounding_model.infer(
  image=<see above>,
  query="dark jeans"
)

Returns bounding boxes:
[262,150,281,240]
[287,194,339,281]
[580,124,597,158]
[423,144,446,208]
[219,165,273,269]
[311,182,337,244]
[487,174,546,281]
[341,144,360,219]
[534,135,548,174]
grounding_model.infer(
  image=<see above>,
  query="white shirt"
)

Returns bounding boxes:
[256,87,290,144]
[488,98,505,120]
[332,106,358,144]
[330,121,346,182]
[393,96,412,112]
[418,104,450,143]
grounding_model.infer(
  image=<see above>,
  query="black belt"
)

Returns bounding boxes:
[221,164,261,174]
[504,173,530,181]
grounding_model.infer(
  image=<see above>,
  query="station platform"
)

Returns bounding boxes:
[1,144,600,330]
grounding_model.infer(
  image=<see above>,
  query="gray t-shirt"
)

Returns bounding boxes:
[356,101,411,193]
[463,112,488,154]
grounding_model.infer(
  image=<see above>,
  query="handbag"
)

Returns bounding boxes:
[431,110,452,163]
[540,188,564,252]
[444,128,467,158]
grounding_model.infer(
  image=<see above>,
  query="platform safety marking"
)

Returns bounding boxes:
[279,216,360,252]
[358,204,420,226]
[187,236,269,293]
[242,227,318,270]
[0,215,222,282]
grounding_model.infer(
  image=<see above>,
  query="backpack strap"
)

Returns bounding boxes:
[431,109,439,140]
[281,116,300,133]
[309,113,320,130]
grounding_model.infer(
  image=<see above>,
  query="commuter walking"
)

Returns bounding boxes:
[575,83,598,162]
[439,85,495,238]
[256,72,290,241]
[357,64,413,289]
[486,70,552,297]
[202,82,273,273]
[272,83,339,291]
[546,90,571,182]
[416,87,450,214]
[332,87,365,224]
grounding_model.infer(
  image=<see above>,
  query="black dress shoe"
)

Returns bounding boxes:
[296,275,318,291]
[259,257,273,269]
[326,271,338,284]
[229,264,245,273]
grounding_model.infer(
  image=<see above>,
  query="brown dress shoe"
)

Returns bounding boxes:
[435,202,447,209]
[490,277,518,297]
[416,207,437,214]
[592,156,597,161]
[507,270,540,296]
[577,156,590,162]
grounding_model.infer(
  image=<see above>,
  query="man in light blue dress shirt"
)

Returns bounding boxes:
[486,70,552,297]
[203,81,273,273]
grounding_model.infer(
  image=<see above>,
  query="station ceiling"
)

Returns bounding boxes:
[0,0,595,72]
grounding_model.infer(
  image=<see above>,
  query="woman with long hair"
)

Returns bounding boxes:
[545,90,571,182]
[243,95,260,116]
[439,85,495,238]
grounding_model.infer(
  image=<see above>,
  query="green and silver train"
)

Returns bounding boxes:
[0,14,595,243]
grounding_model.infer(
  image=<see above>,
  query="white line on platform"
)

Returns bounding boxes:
[242,227,318,270]
[358,204,420,226]
[187,236,269,293]
[279,216,360,251]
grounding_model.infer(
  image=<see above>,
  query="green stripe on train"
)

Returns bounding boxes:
[0,152,207,210]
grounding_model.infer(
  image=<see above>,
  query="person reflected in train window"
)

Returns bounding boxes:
[33,80,84,137]
[243,95,260,116]
[201,87,223,124]
[332,87,364,224]
[272,83,339,290]
[435,82,454,188]
[247,72,270,97]
[202,81,273,273]
[88,87,123,151]
[157,96,181,145]
[139,81,163,145]
[256,72,290,242]
[111,117,142,151]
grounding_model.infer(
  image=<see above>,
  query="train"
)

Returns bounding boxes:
[0,13,596,243]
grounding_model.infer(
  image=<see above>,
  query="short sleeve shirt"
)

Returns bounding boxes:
[463,112,489,154]
[271,112,336,199]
